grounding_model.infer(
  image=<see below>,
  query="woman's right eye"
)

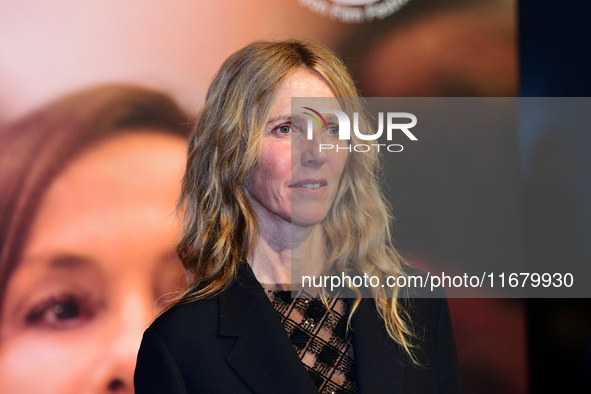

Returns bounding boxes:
[274,124,291,134]
[25,293,94,330]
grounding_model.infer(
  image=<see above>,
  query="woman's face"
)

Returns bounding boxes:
[0,132,187,393]
[247,68,348,228]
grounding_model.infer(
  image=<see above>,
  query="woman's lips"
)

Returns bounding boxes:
[289,179,327,189]
[289,179,328,197]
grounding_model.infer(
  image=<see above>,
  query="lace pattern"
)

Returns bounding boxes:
[263,287,357,394]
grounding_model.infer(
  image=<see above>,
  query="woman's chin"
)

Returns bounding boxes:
[289,211,327,228]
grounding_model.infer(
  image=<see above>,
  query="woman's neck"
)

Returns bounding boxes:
[249,218,325,285]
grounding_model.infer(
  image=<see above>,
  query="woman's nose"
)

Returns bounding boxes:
[299,130,329,168]
[94,293,154,393]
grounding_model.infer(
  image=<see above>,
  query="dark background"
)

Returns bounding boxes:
[520,0,591,392]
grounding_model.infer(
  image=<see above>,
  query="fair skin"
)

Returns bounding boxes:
[0,132,187,393]
[246,68,348,285]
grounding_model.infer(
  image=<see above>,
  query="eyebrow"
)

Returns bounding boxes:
[323,114,338,123]
[266,114,291,124]
[48,254,96,270]
[6,254,104,319]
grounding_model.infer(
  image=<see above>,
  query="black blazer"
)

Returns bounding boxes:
[134,264,461,393]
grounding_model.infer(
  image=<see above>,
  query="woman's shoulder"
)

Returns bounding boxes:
[148,265,266,342]
[148,296,220,342]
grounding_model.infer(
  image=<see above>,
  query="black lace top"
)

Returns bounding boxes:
[262,287,358,394]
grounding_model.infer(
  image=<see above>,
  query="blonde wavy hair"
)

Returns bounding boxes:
[177,40,416,360]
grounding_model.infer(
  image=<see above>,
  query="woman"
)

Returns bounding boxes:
[134,40,461,394]
[0,84,189,393]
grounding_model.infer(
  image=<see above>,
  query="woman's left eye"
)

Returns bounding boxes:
[274,124,291,134]
[327,125,339,135]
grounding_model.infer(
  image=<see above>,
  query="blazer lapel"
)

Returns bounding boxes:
[219,263,319,394]
[351,298,406,394]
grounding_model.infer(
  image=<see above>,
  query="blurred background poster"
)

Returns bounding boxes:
[0,0,589,393]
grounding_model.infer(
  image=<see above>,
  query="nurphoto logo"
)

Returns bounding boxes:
[298,0,411,23]
[302,107,417,153]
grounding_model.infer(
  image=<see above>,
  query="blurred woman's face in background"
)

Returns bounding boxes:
[0,132,187,393]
